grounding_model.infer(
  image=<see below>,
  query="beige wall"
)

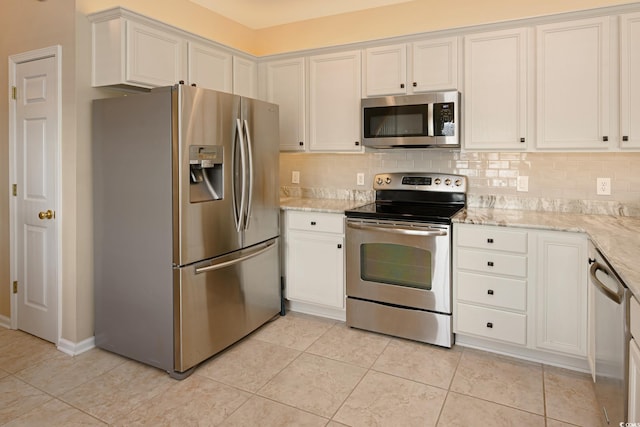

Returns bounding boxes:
[1,0,638,341]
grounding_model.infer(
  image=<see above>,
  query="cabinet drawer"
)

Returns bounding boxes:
[456,303,527,345]
[457,226,527,253]
[632,296,640,340]
[457,271,526,311]
[457,248,527,277]
[287,211,344,233]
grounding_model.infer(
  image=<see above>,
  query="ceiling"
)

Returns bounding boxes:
[189,0,415,29]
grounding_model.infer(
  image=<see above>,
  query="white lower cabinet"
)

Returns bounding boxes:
[454,223,589,368]
[284,211,345,320]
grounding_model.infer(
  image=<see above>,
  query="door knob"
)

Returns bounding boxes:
[38,210,54,220]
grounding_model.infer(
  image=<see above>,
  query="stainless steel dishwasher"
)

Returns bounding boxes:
[590,242,630,425]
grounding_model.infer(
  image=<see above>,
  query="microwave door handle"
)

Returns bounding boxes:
[347,222,447,237]
[235,118,247,232]
[427,103,435,137]
[589,261,625,304]
[243,119,253,230]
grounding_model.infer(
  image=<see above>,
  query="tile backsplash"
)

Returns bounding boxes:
[280,151,640,215]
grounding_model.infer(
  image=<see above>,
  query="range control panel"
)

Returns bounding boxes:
[373,172,467,193]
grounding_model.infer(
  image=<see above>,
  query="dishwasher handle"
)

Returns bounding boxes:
[590,261,625,304]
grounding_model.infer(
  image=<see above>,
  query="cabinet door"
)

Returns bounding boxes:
[620,12,640,149]
[536,231,587,356]
[411,37,458,92]
[364,44,407,96]
[233,56,257,98]
[263,58,306,151]
[286,230,345,309]
[126,20,186,87]
[630,339,640,422]
[187,41,232,92]
[464,28,530,150]
[536,17,611,150]
[309,50,362,152]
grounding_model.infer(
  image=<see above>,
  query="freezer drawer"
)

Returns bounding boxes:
[174,238,280,373]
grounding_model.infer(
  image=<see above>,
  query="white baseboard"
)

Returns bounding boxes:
[57,336,96,356]
[0,314,10,329]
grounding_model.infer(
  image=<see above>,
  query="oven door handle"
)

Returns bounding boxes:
[347,222,448,237]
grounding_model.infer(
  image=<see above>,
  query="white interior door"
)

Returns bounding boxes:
[11,50,60,343]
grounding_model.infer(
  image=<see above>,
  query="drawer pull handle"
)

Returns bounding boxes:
[487,289,494,295]
[337,244,342,249]
[487,261,494,267]
[486,322,493,328]
[310,221,317,226]
[487,238,494,243]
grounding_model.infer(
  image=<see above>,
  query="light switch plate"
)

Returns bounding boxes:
[357,173,365,186]
[517,176,529,192]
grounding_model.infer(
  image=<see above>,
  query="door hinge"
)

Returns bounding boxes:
[11,86,17,100]
[12,184,17,197]
[13,281,18,294]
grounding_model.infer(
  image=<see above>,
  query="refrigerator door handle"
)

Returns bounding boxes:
[194,239,277,274]
[243,119,254,230]
[235,118,247,232]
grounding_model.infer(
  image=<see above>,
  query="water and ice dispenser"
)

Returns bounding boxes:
[189,145,223,203]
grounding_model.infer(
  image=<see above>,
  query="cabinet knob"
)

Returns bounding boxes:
[400,83,405,89]
[337,244,342,249]
[355,141,360,146]
[487,238,494,243]
[487,289,494,295]
[179,80,185,85]
[299,141,304,146]
[310,221,317,226]
[487,261,494,267]
[603,136,609,142]
[191,83,196,87]
[623,136,629,142]
[520,137,525,143]
[486,322,493,328]
[412,82,417,87]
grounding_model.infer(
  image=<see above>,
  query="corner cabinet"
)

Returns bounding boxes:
[283,211,346,321]
[363,37,458,97]
[309,51,362,152]
[536,17,612,150]
[454,223,589,369]
[261,58,306,152]
[463,28,531,150]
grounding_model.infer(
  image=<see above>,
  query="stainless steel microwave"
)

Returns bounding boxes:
[361,91,460,148]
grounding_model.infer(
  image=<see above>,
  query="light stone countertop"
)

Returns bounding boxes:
[279,197,367,214]
[455,208,640,297]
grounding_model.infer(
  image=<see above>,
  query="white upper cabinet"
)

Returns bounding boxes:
[309,50,362,152]
[536,17,612,150]
[262,57,306,151]
[187,41,232,92]
[620,12,640,149]
[363,44,407,96]
[363,37,458,97]
[464,28,530,150]
[233,56,257,98]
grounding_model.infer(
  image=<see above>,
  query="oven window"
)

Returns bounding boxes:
[360,243,432,290]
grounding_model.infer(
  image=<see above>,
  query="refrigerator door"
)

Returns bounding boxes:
[176,86,243,266]
[240,97,280,247]
[174,238,281,372]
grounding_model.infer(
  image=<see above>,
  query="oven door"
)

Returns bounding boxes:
[346,218,451,314]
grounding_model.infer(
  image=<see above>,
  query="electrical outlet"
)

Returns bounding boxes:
[597,177,611,195]
[291,171,300,184]
[357,173,365,186]
[516,176,529,192]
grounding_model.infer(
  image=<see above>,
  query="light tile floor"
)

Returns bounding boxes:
[0,312,602,426]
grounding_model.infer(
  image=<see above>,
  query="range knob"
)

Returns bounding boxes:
[445,178,452,186]
[385,177,392,184]
[455,179,462,186]
[376,177,384,185]
[434,178,442,185]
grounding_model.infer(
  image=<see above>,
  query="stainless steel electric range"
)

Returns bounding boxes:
[344,172,467,348]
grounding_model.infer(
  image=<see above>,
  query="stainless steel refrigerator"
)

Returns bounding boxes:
[92,84,281,379]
